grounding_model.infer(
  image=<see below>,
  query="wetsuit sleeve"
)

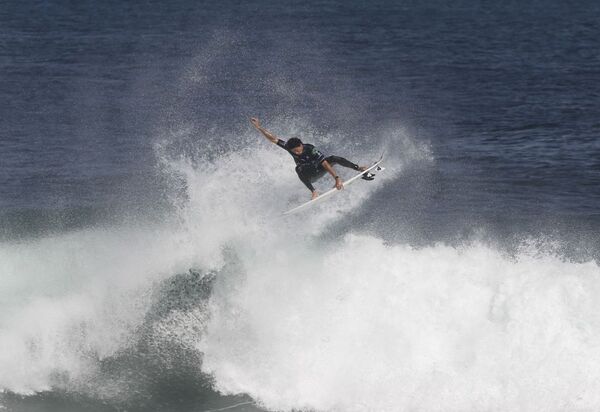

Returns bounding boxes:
[276,139,287,150]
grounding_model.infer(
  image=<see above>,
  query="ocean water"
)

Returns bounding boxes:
[1,1,600,411]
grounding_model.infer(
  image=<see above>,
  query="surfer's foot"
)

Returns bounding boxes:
[311,191,319,200]
[358,166,368,172]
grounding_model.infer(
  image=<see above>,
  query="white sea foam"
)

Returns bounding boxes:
[0,226,197,394]
[3,132,599,412]
[0,134,401,396]
[200,236,600,412]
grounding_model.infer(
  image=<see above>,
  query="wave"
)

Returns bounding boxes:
[2,130,600,411]
[201,235,600,411]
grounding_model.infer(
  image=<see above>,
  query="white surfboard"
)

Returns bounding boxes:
[282,154,384,215]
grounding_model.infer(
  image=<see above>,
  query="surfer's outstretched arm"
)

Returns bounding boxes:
[250,118,278,144]
[322,160,343,190]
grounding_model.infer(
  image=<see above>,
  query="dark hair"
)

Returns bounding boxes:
[285,137,303,150]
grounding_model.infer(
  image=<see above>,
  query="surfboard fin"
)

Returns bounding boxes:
[361,172,376,181]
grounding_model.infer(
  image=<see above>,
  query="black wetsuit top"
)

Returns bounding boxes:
[277,139,326,192]
[276,139,325,166]
[277,139,360,192]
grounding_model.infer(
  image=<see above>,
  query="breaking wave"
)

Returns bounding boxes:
[2,129,600,412]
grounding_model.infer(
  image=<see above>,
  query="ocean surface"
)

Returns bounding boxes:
[1,1,600,411]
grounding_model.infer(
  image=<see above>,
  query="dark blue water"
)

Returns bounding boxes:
[2,1,600,411]
[2,1,599,243]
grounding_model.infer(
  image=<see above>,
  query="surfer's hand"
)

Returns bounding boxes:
[311,191,319,200]
[335,177,343,190]
[250,118,260,128]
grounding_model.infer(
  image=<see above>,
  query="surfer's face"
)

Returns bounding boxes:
[291,145,304,155]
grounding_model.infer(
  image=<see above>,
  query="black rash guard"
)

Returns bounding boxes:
[276,139,325,166]
[277,139,326,191]
[277,139,360,192]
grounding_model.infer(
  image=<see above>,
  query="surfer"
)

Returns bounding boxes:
[251,118,371,200]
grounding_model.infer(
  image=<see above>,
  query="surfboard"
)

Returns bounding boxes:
[282,154,384,215]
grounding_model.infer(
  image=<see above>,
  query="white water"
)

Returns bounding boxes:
[2,130,600,411]
[201,236,600,411]
[0,225,199,394]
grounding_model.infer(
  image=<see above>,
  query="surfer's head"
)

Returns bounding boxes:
[285,137,304,155]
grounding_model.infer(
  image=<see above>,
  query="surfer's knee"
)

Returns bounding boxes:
[325,155,339,165]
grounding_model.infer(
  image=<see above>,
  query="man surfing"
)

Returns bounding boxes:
[251,118,373,200]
